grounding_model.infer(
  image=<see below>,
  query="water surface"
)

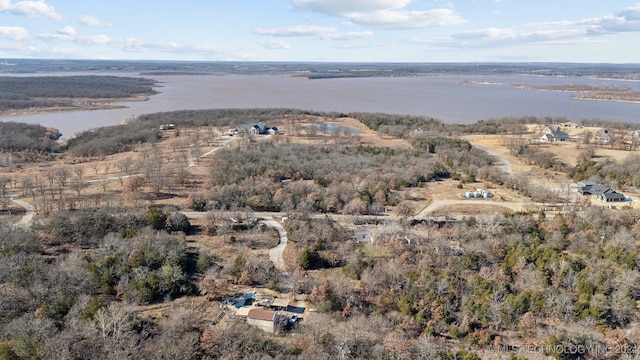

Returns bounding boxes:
[4,74,640,140]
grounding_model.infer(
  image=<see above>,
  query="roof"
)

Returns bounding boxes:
[590,184,612,195]
[601,192,625,200]
[247,308,276,321]
[235,307,252,317]
[272,298,290,308]
[578,181,596,187]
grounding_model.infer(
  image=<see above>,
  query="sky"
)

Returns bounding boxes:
[1,0,640,63]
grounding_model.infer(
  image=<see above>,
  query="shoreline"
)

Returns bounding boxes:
[0,94,150,118]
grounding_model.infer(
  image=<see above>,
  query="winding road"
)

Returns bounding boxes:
[9,195,35,227]
[463,135,512,175]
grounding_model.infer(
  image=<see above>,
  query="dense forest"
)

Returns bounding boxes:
[0,76,157,112]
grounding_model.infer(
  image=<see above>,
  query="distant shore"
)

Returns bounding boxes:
[0,94,150,118]
[513,83,640,103]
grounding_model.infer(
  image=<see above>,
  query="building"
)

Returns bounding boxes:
[577,181,625,202]
[577,181,596,195]
[598,192,626,202]
[594,129,614,144]
[246,308,288,334]
[541,126,569,142]
[247,122,278,135]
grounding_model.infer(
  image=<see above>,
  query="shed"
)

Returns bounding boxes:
[271,298,290,310]
[247,308,279,334]
[247,308,276,330]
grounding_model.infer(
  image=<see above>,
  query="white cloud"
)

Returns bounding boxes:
[254,25,373,42]
[320,31,373,40]
[261,40,290,49]
[58,25,76,36]
[451,27,585,46]
[292,0,465,29]
[75,34,112,45]
[588,4,640,34]
[39,29,112,46]
[292,0,412,16]
[423,3,640,50]
[254,25,337,37]
[80,15,108,27]
[348,8,465,29]
[0,25,29,41]
[0,0,62,20]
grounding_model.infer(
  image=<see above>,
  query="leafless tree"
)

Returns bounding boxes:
[72,166,85,195]
[0,176,10,210]
[54,166,70,188]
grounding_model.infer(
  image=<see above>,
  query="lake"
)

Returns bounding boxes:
[4,74,640,140]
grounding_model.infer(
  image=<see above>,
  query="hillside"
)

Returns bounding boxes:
[0,110,638,359]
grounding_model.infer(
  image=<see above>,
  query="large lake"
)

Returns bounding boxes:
[4,74,640,140]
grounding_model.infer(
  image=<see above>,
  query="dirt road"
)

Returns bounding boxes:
[9,195,35,227]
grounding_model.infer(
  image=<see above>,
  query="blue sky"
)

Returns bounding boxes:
[1,0,640,62]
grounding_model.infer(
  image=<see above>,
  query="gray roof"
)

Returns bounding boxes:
[600,192,625,200]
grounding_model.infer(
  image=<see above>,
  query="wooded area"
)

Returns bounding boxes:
[0,76,157,112]
[0,108,639,359]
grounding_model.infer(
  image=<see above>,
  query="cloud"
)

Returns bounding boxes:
[292,0,465,29]
[450,27,585,47]
[39,29,112,45]
[75,34,112,45]
[261,40,290,49]
[58,25,76,36]
[348,8,465,29]
[320,31,373,40]
[0,0,62,20]
[254,25,337,37]
[292,0,412,16]
[80,15,109,27]
[421,3,640,50]
[587,4,640,34]
[254,25,373,42]
[0,25,29,41]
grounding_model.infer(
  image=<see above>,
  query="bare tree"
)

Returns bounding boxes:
[90,161,100,175]
[54,166,70,188]
[72,166,85,195]
[396,201,415,217]
[0,176,10,210]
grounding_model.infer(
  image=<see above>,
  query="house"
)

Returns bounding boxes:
[541,125,569,142]
[597,192,626,202]
[577,181,596,195]
[540,133,555,142]
[594,129,614,144]
[247,122,278,135]
[577,181,625,202]
[247,308,288,334]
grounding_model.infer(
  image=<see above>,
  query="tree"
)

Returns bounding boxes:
[396,201,415,217]
[299,247,322,270]
[54,166,70,188]
[146,207,167,230]
[166,212,190,233]
[71,166,85,195]
[126,176,146,205]
[0,176,10,210]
